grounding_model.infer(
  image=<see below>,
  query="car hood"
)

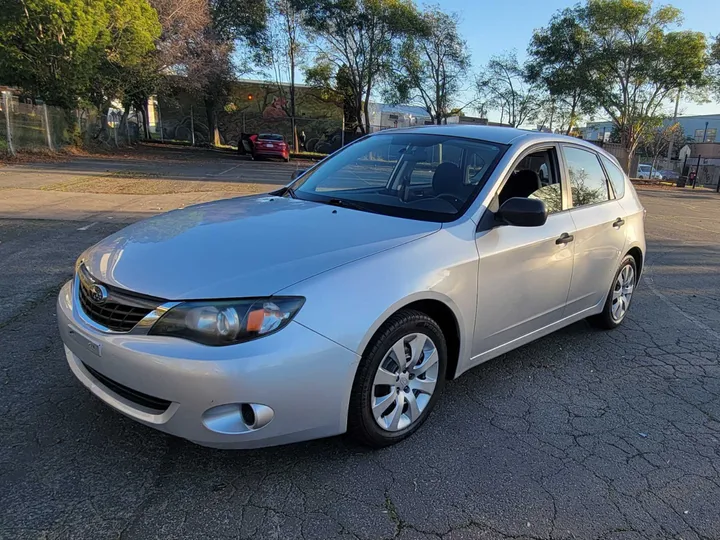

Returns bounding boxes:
[81,195,439,299]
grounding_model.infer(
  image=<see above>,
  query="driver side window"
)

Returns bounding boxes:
[497,148,564,214]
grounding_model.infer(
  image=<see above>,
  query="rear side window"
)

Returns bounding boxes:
[563,146,610,207]
[600,155,626,199]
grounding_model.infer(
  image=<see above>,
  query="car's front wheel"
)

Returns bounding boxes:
[348,309,446,447]
[589,255,637,329]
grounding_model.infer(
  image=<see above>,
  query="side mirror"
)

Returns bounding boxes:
[290,169,306,180]
[496,197,547,227]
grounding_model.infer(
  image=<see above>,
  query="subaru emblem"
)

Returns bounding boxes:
[89,284,108,305]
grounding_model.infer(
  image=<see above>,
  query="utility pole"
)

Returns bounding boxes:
[692,155,701,188]
[341,115,345,148]
[2,92,15,156]
[190,105,195,146]
[156,98,164,143]
[42,104,53,151]
[666,88,680,161]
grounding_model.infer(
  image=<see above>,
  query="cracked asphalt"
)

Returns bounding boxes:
[1,186,720,539]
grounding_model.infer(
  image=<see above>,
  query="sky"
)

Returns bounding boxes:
[434,0,720,123]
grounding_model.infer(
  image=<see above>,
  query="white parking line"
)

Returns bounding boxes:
[76,222,98,231]
[207,164,241,177]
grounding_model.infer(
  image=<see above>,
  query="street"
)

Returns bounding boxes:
[1,155,720,539]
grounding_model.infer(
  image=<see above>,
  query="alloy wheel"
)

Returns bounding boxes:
[371,333,439,432]
[611,264,635,322]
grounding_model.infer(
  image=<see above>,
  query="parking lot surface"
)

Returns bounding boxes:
[1,155,719,539]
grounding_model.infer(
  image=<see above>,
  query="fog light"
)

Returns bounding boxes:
[202,403,275,434]
[240,403,256,428]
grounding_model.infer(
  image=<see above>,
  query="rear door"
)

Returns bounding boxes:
[561,145,627,316]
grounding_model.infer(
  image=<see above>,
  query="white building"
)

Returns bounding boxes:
[582,113,720,143]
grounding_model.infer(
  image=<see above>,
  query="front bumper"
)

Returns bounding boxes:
[57,280,360,449]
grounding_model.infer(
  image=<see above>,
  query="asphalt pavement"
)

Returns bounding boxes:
[1,174,719,539]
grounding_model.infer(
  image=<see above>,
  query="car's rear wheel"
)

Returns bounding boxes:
[348,309,446,447]
[589,255,637,329]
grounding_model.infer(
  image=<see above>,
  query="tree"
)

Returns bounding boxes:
[305,62,359,130]
[212,0,268,45]
[187,0,268,145]
[578,0,708,172]
[117,0,214,139]
[0,0,159,111]
[386,7,469,125]
[526,7,595,135]
[300,0,419,134]
[638,122,685,169]
[254,0,307,148]
[534,97,577,134]
[475,51,543,128]
[710,35,720,98]
[90,0,161,139]
[0,0,100,108]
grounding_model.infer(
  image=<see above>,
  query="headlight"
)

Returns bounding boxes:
[149,297,305,346]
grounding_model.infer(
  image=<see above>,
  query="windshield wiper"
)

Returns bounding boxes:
[276,186,297,198]
[325,198,368,211]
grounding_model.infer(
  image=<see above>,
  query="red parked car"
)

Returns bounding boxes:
[253,133,290,162]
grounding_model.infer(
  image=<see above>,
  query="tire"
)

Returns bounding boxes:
[589,255,637,330]
[347,309,447,448]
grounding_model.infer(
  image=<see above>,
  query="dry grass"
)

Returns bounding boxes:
[0,148,70,165]
[40,171,273,195]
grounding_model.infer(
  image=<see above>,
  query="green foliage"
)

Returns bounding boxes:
[0,0,160,109]
[578,0,708,170]
[707,35,720,98]
[387,7,469,124]
[526,7,595,134]
[304,63,359,128]
[300,0,420,133]
[211,0,268,45]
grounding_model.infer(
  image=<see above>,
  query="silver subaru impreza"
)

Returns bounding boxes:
[57,126,645,449]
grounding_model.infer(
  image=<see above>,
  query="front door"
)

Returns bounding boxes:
[561,145,627,316]
[472,146,575,361]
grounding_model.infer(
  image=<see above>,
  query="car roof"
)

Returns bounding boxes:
[378,124,594,147]
[375,124,621,165]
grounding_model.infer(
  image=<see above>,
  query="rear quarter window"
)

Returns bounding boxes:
[600,156,626,199]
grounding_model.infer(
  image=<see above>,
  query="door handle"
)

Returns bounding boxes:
[613,218,625,228]
[556,232,574,245]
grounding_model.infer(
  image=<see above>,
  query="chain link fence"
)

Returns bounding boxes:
[1,91,350,157]
[156,96,347,154]
[0,92,145,157]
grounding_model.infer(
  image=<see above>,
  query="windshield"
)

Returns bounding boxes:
[290,133,506,221]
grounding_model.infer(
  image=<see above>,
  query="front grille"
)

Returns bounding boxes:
[77,264,161,332]
[83,362,172,413]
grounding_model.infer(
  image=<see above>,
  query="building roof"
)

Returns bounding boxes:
[585,112,720,128]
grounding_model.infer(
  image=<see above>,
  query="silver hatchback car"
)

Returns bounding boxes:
[57,126,645,449]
